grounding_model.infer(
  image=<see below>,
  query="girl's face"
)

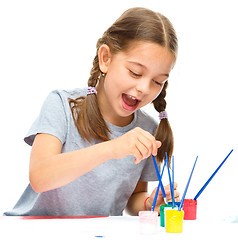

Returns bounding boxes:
[97,41,175,127]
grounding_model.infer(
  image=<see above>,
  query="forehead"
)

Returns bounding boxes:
[118,41,175,72]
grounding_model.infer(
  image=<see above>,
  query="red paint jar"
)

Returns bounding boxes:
[183,199,197,220]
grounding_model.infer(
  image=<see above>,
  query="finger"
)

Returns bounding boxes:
[174,190,180,199]
[138,134,156,158]
[174,191,180,202]
[151,140,158,156]
[133,145,143,164]
[153,205,161,213]
[166,190,180,202]
[134,156,142,164]
[153,141,162,157]
[137,139,150,158]
[156,141,162,150]
[154,193,166,206]
[164,182,178,196]
[164,186,174,200]
[137,136,153,159]
[137,128,159,156]
[164,184,171,193]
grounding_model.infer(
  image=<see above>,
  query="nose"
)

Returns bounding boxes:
[135,78,151,95]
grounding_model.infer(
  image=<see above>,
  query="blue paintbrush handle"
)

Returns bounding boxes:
[179,156,198,211]
[194,149,233,200]
[151,160,166,211]
[172,156,175,208]
[165,153,175,208]
[152,155,167,203]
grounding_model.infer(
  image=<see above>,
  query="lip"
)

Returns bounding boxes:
[121,93,141,112]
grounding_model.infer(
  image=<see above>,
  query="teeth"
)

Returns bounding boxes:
[128,95,136,100]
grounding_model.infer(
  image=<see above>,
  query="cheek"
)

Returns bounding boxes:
[103,74,122,102]
[153,87,163,100]
[141,87,162,107]
[105,67,128,90]
[104,74,119,93]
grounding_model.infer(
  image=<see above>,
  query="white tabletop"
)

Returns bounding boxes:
[1,215,237,240]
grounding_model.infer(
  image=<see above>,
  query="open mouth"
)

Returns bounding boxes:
[122,93,141,111]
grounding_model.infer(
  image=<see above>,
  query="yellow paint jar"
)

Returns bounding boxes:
[165,209,184,233]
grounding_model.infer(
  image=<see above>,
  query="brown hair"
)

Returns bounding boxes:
[69,7,178,165]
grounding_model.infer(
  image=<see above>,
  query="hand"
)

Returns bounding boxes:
[146,182,180,213]
[111,127,161,164]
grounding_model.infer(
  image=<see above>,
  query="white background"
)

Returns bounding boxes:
[0,0,237,219]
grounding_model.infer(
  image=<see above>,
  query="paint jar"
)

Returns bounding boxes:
[160,204,172,227]
[164,205,179,227]
[183,199,197,220]
[165,209,184,233]
[139,211,158,234]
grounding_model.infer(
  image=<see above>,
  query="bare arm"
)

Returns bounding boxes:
[125,181,180,216]
[125,181,149,216]
[29,133,115,193]
[29,127,161,193]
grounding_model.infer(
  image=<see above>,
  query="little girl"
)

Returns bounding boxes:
[4,7,179,216]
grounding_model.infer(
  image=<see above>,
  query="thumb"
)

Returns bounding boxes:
[156,141,162,149]
[173,182,178,189]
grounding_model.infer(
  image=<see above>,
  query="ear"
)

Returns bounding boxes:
[98,44,112,74]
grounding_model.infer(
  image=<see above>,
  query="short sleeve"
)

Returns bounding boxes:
[24,91,68,146]
[139,156,159,182]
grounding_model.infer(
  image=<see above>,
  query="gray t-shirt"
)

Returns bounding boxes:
[4,88,158,216]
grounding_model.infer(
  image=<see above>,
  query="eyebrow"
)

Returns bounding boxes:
[127,61,170,77]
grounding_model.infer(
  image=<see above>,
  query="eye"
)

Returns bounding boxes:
[129,70,142,78]
[153,80,163,86]
[153,79,168,87]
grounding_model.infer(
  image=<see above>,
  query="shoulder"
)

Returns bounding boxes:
[24,88,87,146]
[44,88,87,110]
[136,109,158,134]
[50,88,87,102]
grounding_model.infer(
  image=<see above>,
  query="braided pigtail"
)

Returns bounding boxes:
[69,48,110,142]
[153,81,174,166]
